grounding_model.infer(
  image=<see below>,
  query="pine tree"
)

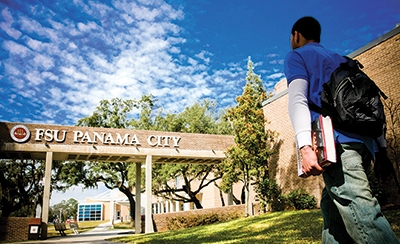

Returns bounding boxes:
[222,57,277,216]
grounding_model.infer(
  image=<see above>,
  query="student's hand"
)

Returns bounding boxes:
[300,145,324,177]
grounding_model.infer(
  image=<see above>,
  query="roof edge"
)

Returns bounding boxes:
[348,24,400,58]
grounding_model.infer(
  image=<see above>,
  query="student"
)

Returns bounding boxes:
[284,16,400,243]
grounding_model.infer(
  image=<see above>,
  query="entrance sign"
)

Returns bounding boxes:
[34,128,181,147]
[1,121,234,236]
[1,122,234,162]
[147,135,181,147]
[35,129,67,142]
[73,130,141,145]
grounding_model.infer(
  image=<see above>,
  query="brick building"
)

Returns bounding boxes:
[263,24,400,205]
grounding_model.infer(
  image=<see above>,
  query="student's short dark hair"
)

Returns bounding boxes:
[291,16,321,43]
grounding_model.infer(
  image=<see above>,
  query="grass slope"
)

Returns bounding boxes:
[109,209,400,244]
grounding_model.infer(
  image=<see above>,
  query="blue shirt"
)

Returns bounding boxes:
[285,42,375,153]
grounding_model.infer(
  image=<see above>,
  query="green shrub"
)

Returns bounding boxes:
[166,211,242,230]
[255,178,286,212]
[286,189,317,210]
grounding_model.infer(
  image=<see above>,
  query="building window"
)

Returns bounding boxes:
[78,204,103,221]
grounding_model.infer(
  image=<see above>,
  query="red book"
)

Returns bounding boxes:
[297,115,336,177]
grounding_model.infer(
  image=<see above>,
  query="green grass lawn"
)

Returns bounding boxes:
[108,209,400,244]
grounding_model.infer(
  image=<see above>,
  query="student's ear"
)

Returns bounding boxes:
[292,31,299,44]
[294,31,301,44]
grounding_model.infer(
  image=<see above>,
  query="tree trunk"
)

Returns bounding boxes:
[1,208,11,217]
[0,199,21,217]
[244,166,250,217]
[193,197,203,209]
[241,185,246,204]
[232,194,241,205]
[119,186,136,224]
[219,189,225,206]
[182,184,203,209]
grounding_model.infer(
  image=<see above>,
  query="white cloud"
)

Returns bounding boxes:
[77,21,98,32]
[42,71,58,81]
[33,54,54,70]
[26,37,44,51]
[4,63,21,76]
[60,66,88,81]
[1,0,246,125]
[1,7,14,23]
[195,51,212,64]
[121,13,134,24]
[25,70,44,86]
[0,8,22,39]
[19,16,58,42]
[269,59,285,65]
[187,57,198,66]
[267,73,284,80]
[3,40,30,57]
[267,53,279,58]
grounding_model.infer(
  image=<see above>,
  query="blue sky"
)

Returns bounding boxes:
[1,0,400,204]
[1,0,399,127]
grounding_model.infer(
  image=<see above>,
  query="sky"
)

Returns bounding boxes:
[1,0,400,205]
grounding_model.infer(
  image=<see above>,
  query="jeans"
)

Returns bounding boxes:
[321,143,400,244]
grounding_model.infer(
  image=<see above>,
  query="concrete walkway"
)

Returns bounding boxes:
[13,221,135,244]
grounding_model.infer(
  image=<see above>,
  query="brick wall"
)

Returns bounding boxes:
[0,217,31,242]
[354,30,400,138]
[263,27,400,206]
[357,29,400,204]
[263,80,325,205]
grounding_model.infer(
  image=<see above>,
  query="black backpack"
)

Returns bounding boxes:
[309,57,387,138]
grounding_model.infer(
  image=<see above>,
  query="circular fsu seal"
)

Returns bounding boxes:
[10,125,31,143]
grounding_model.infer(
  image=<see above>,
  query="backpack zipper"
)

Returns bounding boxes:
[333,77,353,107]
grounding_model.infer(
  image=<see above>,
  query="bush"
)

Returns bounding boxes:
[255,178,285,212]
[286,189,317,210]
[166,211,242,230]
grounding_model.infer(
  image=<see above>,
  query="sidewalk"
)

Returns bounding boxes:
[13,221,134,244]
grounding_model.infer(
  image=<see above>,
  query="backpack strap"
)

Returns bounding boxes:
[308,102,335,118]
[344,56,388,100]
[308,102,323,115]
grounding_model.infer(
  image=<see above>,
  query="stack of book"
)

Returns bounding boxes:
[297,115,337,177]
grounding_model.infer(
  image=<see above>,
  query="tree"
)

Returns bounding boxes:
[384,97,400,177]
[152,163,221,209]
[142,100,232,209]
[72,96,231,217]
[0,159,45,217]
[222,58,277,215]
[76,96,153,225]
[377,97,400,195]
[50,198,78,222]
[0,159,82,217]
[254,178,283,212]
[77,96,154,129]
